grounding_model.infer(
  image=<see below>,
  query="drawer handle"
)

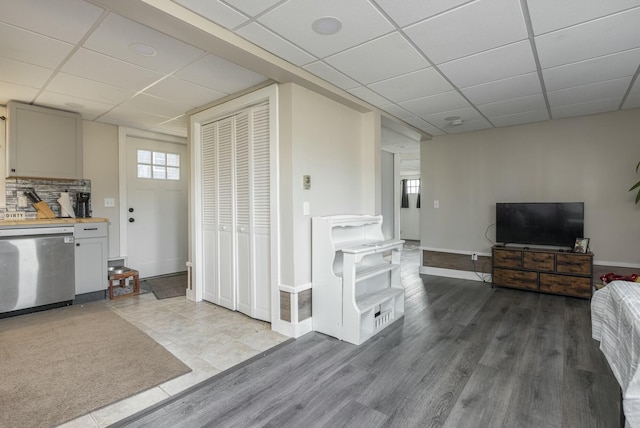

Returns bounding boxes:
[84,227,98,231]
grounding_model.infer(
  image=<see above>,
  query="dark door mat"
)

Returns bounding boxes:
[140,272,187,300]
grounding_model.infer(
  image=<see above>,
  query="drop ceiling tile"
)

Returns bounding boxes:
[369,68,453,103]
[236,23,316,66]
[258,0,394,58]
[542,48,640,91]
[551,97,622,119]
[0,57,53,88]
[380,104,415,120]
[35,91,114,120]
[535,7,640,68]
[303,62,359,90]
[421,106,485,128]
[403,117,446,136]
[400,91,470,116]
[404,0,528,64]
[325,33,429,85]
[477,94,547,118]
[375,0,473,27]
[100,107,173,129]
[0,22,74,69]
[461,72,542,105]
[83,13,205,74]
[225,0,282,16]
[438,40,537,88]
[62,49,164,91]
[623,92,640,109]
[47,73,134,105]
[155,115,188,137]
[490,109,550,128]
[172,0,248,29]
[0,81,39,105]
[547,77,631,107]
[348,87,391,107]
[0,0,104,44]
[527,0,640,35]
[120,93,192,118]
[175,54,267,94]
[144,77,226,108]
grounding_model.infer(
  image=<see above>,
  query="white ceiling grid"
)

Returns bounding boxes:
[0,0,638,138]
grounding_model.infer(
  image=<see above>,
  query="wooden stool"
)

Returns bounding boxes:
[108,268,140,300]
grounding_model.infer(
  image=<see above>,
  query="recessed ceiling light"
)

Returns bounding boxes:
[312,17,342,35]
[129,43,157,57]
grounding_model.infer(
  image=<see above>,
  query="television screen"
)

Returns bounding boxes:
[495,202,584,247]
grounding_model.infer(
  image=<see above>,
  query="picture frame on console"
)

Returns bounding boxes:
[574,238,589,253]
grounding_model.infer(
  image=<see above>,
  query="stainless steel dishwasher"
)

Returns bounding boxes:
[0,226,75,316]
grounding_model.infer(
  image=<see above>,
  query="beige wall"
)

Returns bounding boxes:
[0,106,6,208]
[83,121,120,258]
[278,83,380,286]
[421,108,640,266]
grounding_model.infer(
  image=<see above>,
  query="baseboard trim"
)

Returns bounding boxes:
[420,266,491,283]
[277,317,313,338]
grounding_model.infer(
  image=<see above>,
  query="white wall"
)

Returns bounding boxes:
[0,106,6,208]
[83,121,120,258]
[421,108,640,266]
[381,150,394,240]
[278,83,379,287]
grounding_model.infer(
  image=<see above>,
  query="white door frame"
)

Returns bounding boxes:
[117,127,187,264]
[189,84,281,332]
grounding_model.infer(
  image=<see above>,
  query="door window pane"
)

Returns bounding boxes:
[137,149,180,180]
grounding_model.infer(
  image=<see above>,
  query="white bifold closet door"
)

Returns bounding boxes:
[201,102,270,321]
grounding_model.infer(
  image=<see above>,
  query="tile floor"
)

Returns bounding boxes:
[59,293,288,427]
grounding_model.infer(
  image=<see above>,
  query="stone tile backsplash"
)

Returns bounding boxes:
[3,177,91,219]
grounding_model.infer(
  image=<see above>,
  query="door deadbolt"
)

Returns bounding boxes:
[129,207,134,212]
[129,218,135,223]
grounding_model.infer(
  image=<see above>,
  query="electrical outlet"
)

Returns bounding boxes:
[472,253,478,261]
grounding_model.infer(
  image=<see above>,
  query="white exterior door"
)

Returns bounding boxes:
[201,103,270,321]
[126,136,188,278]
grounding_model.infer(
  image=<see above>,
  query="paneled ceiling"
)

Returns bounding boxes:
[1,0,639,140]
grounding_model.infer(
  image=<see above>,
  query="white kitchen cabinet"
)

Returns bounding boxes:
[312,215,404,345]
[74,223,108,295]
[6,101,83,179]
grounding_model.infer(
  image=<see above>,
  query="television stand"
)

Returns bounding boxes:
[492,246,593,298]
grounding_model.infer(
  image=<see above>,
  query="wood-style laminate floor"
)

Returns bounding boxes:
[113,246,620,428]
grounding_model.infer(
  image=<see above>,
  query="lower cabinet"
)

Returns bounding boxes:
[492,246,593,299]
[74,223,108,295]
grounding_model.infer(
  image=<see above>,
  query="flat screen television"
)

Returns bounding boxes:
[495,202,584,247]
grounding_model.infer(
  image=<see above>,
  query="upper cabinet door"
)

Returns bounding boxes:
[7,101,83,179]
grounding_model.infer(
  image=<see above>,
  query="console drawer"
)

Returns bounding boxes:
[539,273,591,298]
[523,251,554,271]
[493,249,522,269]
[493,268,538,291]
[556,254,591,275]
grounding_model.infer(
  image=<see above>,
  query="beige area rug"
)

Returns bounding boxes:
[0,304,191,428]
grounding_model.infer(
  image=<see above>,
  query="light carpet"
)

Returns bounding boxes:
[0,303,191,428]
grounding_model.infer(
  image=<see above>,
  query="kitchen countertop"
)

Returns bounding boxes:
[0,217,109,228]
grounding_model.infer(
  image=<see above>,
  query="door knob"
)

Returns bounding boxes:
[129,218,135,223]
[129,208,134,212]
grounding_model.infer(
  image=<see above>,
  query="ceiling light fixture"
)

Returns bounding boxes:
[445,116,464,126]
[312,16,343,35]
[129,43,157,57]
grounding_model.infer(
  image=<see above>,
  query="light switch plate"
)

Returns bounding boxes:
[303,201,310,216]
[104,197,115,208]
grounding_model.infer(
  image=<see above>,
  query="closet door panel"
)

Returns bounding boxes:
[251,103,271,319]
[202,122,219,304]
[217,117,235,310]
[234,111,252,316]
[253,229,271,321]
